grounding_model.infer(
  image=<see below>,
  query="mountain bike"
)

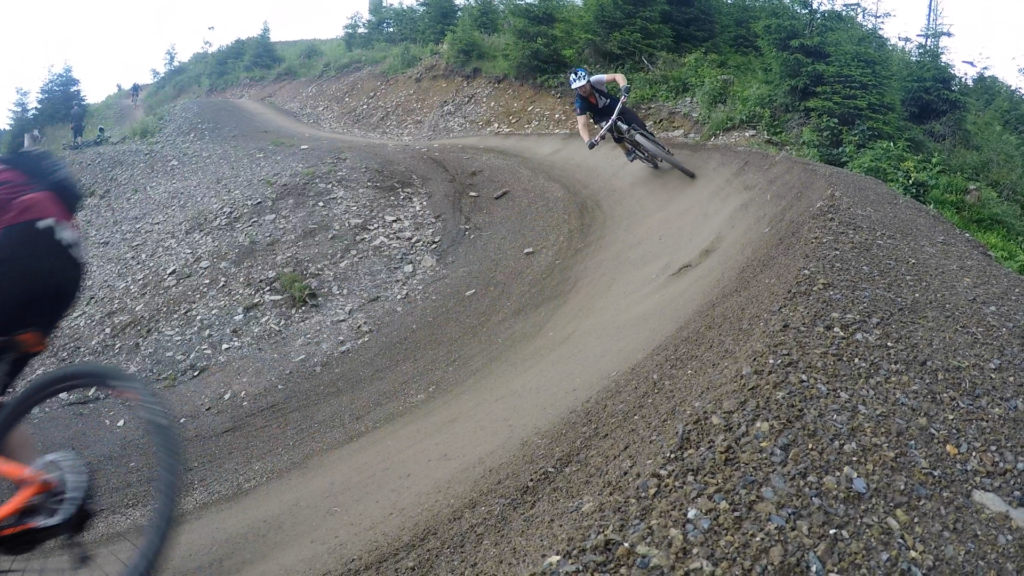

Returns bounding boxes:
[0,330,180,575]
[587,87,696,178]
[62,132,109,151]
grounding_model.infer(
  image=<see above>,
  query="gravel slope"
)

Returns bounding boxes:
[344,162,1024,574]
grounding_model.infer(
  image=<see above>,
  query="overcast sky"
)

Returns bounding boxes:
[1,0,1021,129]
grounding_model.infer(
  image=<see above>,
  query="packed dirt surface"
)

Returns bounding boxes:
[41,58,1023,575]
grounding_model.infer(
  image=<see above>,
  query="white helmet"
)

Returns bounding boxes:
[568,68,590,89]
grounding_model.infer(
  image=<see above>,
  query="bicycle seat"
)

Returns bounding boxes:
[0,330,47,356]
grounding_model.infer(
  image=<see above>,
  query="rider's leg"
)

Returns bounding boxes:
[610,134,636,161]
[0,356,39,465]
[619,106,649,133]
[596,116,638,161]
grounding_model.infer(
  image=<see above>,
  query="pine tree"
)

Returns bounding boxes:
[464,0,502,35]
[417,0,459,44]
[3,88,35,153]
[582,0,672,65]
[664,0,717,53]
[505,0,574,77]
[247,22,284,70]
[33,65,83,129]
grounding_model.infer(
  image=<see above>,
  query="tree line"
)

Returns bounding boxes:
[3,65,85,153]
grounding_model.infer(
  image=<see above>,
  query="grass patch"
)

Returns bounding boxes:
[270,137,295,147]
[278,272,317,306]
[127,114,162,141]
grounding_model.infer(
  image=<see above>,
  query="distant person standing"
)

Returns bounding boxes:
[130,83,141,108]
[69,102,85,146]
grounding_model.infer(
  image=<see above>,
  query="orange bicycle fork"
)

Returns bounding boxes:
[0,457,55,536]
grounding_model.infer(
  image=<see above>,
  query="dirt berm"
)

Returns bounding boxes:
[128,93,1024,576]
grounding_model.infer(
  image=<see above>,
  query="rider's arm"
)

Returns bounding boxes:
[576,115,591,143]
[606,73,628,88]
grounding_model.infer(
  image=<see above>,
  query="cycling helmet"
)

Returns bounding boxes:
[568,68,590,89]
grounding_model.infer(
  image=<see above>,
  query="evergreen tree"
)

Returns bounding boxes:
[582,0,672,66]
[899,45,964,127]
[664,0,717,53]
[464,0,502,35]
[3,88,35,153]
[505,0,575,77]
[445,16,488,67]
[343,13,367,51]
[247,22,284,69]
[417,0,460,44]
[33,65,83,128]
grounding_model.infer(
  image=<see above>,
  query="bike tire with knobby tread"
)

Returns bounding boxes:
[634,134,696,178]
[0,364,180,576]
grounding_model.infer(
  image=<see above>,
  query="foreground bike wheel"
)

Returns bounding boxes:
[0,364,179,575]
[634,133,696,178]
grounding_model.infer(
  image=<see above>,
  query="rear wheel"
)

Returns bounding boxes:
[634,134,696,178]
[0,364,180,575]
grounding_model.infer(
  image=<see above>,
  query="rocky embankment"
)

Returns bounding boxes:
[40,102,444,391]
[221,57,705,142]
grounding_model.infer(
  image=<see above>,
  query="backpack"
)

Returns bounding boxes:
[0,149,82,215]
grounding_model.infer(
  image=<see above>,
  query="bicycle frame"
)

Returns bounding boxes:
[0,457,56,536]
[0,331,55,536]
[591,93,630,145]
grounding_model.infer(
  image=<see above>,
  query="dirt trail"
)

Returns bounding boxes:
[153,99,822,575]
[110,89,144,131]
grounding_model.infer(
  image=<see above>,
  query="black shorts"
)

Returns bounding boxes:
[0,220,84,393]
[72,124,84,139]
[595,106,648,144]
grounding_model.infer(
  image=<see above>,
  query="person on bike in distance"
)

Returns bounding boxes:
[0,131,84,464]
[570,67,650,162]
[130,82,140,103]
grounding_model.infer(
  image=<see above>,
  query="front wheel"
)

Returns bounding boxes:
[0,364,180,575]
[634,134,696,178]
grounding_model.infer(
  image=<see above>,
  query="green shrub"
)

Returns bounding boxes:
[128,115,162,140]
[278,272,317,306]
[444,19,488,68]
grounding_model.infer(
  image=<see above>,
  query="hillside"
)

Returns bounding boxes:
[213,60,1023,576]
[31,53,1017,574]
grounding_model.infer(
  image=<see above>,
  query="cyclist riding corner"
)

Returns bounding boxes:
[0,131,84,464]
[570,67,650,162]
[130,83,140,100]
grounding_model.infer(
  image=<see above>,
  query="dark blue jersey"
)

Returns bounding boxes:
[573,75,619,120]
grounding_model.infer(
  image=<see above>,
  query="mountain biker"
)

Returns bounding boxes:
[0,131,84,465]
[70,102,85,146]
[130,82,140,106]
[570,68,649,162]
